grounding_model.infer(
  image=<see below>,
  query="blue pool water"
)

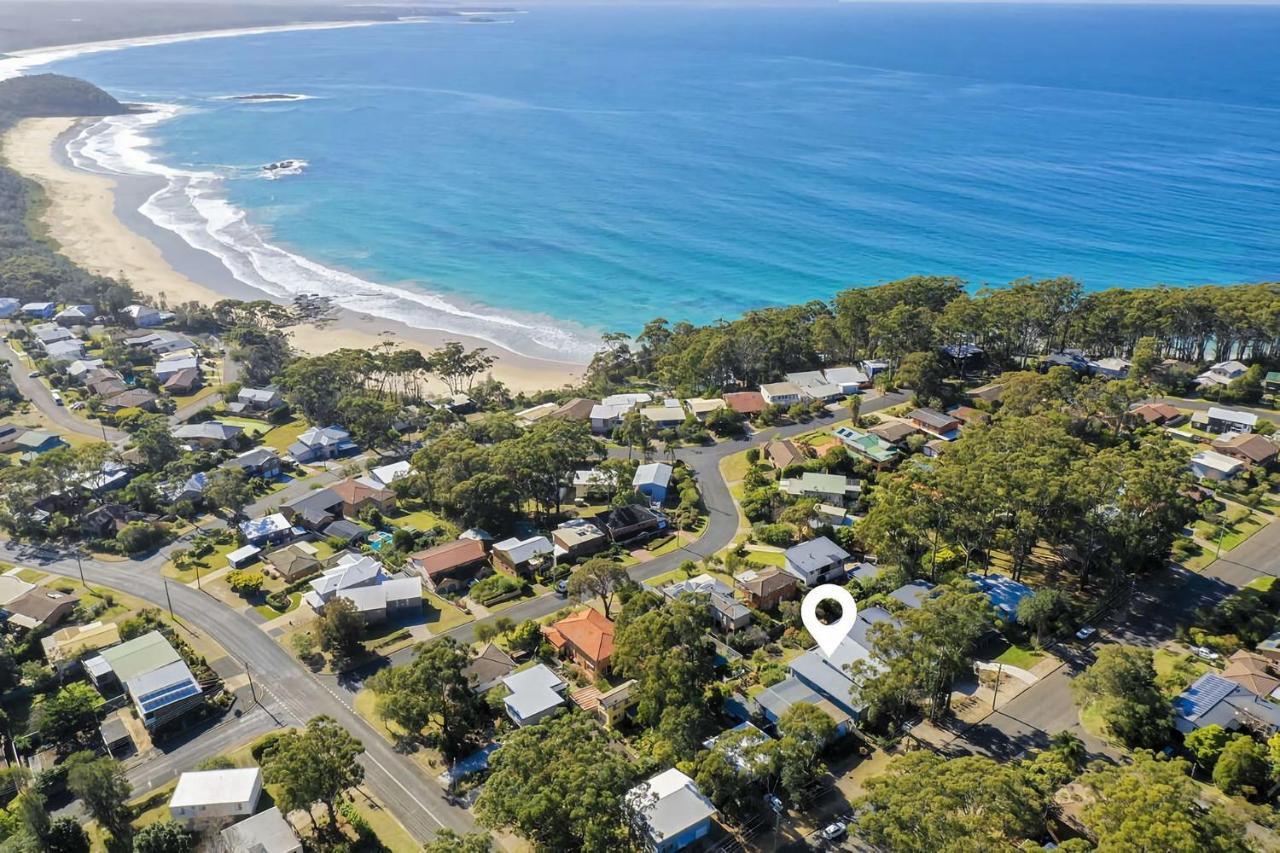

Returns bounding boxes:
[40,3,1280,359]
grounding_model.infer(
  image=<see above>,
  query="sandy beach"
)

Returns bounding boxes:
[2,116,585,393]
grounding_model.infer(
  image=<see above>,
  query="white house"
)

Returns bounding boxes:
[823,366,870,393]
[860,359,890,379]
[501,663,567,727]
[759,381,803,407]
[602,392,653,408]
[169,767,262,825]
[125,304,170,327]
[1205,407,1258,435]
[589,402,630,434]
[302,553,421,622]
[782,536,850,586]
[627,768,717,853]
[288,425,356,463]
[1197,360,1249,388]
[220,807,302,853]
[1191,451,1245,482]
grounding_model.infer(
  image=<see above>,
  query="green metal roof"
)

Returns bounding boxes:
[98,631,180,683]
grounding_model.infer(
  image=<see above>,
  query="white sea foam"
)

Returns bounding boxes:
[65,106,600,363]
[213,93,318,103]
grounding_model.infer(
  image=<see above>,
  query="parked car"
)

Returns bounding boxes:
[1075,626,1097,641]
[764,793,784,813]
[26,370,38,378]
[820,821,847,841]
[1191,645,1220,661]
[50,391,63,406]
[555,580,569,597]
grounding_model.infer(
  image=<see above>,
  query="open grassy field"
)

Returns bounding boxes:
[262,418,309,452]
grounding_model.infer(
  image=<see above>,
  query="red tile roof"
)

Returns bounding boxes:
[410,538,487,578]
[723,391,767,415]
[544,608,615,666]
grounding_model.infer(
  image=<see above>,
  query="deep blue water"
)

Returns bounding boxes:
[42,4,1280,358]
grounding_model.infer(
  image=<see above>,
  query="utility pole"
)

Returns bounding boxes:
[163,579,175,622]
[72,548,86,589]
[1216,518,1227,559]
[243,659,260,707]
[991,662,1005,710]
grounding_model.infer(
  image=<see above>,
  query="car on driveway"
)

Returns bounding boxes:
[1191,645,1220,661]
[1075,626,1097,641]
[820,821,847,842]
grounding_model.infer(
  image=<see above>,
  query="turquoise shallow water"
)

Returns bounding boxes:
[40,3,1280,359]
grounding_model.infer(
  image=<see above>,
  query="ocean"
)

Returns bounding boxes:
[30,3,1280,361]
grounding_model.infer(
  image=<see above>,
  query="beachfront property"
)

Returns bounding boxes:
[86,631,204,730]
[124,304,172,327]
[1197,360,1249,388]
[628,768,717,852]
[633,461,674,503]
[1190,450,1245,482]
[832,425,899,465]
[501,663,568,727]
[516,402,558,425]
[782,536,851,586]
[287,425,356,463]
[589,402,630,434]
[759,381,803,407]
[169,767,263,826]
[1204,406,1258,435]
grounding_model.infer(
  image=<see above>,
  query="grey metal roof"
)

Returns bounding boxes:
[783,536,849,573]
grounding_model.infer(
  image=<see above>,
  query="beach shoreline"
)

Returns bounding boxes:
[2,116,586,393]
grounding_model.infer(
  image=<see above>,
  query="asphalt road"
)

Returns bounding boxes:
[1,335,127,443]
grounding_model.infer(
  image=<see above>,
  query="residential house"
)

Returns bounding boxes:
[833,426,899,466]
[923,439,946,458]
[763,438,805,470]
[86,373,129,398]
[302,553,422,622]
[87,631,204,730]
[633,462,674,504]
[627,768,717,853]
[155,356,200,382]
[860,359,890,380]
[44,339,85,363]
[548,397,597,422]
[782,536,850,586]
[220,807,302,853]
[322,519,367,546]
[543,607,615,675]
[702,721,773,776]
[1190,450,1245,482]
[501,664,568,727]
[889,581,935,609]
[1042,351,1091,373]
[685,397,727,421]
[222,447,283,479]
[173,422,243,450]
[235,387,283,412]
[492,535,552,577]
[0,577,35,609]
[281,487,344,531]
[589,402,630,434]
[1173,672,1280,736]
[602,392,653,409]
[0,423,26,453]
[409,538,489,592]
[516,402,558,425]
[1265,372,1280,394]
[65,358,105,381]
[1205,407,1258,435]
[124,304,169,327]
[1197,360,1249,388]
[265,545,321,582]
[102,388,159,412]
[16,430,68,458]
[81,504,148,539]
[33,323,74,347]
[571,680,637,729]
[599,504,666,542]
[463,642,516,693]
[225,545,261,570]
[824,366,871,393]
[969,382,1005,404]
[552,520,608,560]
[238,513,296,548]
[1221,650,1280,699]
[572,468,616,502]
[21,302,56,319]
[640,406,686,429]
[869,421,918,446]
[1211,433,1278,468]
[1090,356,1132,378]
[909,407,961,439]
[759,381,803,407]
[54,305,94,326]
[161,365,201,395]
[1131,402,1184,426]
[779,471,859,506]
[733,567,799,611]
[169,768,262,826]
[947,405,989,427]
[784,371,842,401]
[41,621,121,671]
[966,573,1033,622]
[358,460,411,489]
[662,574,751,631]
[331,477,396,519]
[2,588,78,631]
[722,391,767,416]
[288,425,356,463]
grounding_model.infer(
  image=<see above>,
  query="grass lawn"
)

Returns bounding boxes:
[262,418,309,452]
[993,642,1045,670]
[1194,513,1268,552]
[741,548,786,568]
[216,416,273,437]
[388,502,457,536]
[1247,576,1277,592]
[352,691,448,780]
[720,449,753,484]
[169,384,217,407]
[162,537,242,583]
[253,590,303,620]
[14,568,46,583]
[1079,702,1112,743]
[424,591,476,630]
[1154,648,1210,694]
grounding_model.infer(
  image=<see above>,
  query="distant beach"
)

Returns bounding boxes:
[2,116,584,393]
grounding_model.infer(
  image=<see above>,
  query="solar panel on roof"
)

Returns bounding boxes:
[1176,674,1237,720]
[137,680,201,713]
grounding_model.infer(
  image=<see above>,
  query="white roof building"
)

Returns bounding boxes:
[633,462,673,490]
[501,663,567,726]
[493,536,553,567]
[602,392,652,408]
[627,768,717,851]
[169,768,263,823]
[220,807,302,853]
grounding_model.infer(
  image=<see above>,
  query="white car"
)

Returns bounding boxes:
[26,370,38,378]
[50,391,63,406]
[820,821,847,841]
[764,793,783,813]
[1075,626,1097,641]
[1191,645,1220,661]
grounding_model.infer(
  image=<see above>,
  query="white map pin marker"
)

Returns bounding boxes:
[801,584,858,658]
